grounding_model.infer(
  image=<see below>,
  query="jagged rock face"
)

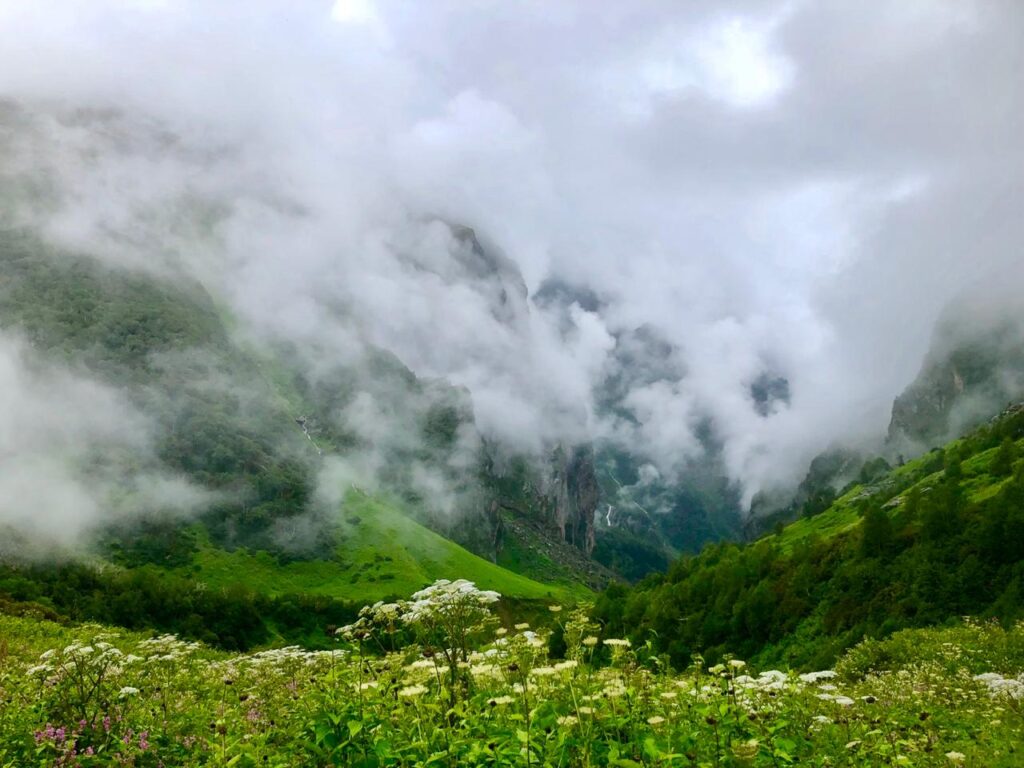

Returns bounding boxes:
[549,445,598,555]
[888,315,1024,448]
[889,360,968,445]
[470,443,599,560]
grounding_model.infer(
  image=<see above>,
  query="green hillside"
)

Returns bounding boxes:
[595,404,1024,669]
[775,436,1019,553]
[181,492,583,603]
[0,231,594,625]
[0,493,578,650]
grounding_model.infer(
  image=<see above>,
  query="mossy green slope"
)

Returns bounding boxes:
[182,493,585,603]
[596,404,1024,669]
[0,231,592,601]
[775,433,1023,553]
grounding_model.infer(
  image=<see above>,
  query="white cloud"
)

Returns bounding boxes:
[0,335,212,552]
[0,0,1019,511]
[694,14,794,108]
[331,0,376,25]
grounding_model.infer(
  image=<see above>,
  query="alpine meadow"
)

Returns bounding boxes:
[1,2,1023,766]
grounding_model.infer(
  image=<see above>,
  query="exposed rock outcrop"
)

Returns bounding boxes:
[888,312,1024,449]
[548,444,598,555]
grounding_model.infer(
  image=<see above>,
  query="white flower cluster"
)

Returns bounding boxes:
[798,670,838,684]
[404,579,500,623]
[136,634,203,662]
[338,579,501,640]
[733,669,789,692]
[816,693,855,707]
[602,638,630,648]
[26,639,135,681]
[231,646,340,669]
[973,672,1024,699]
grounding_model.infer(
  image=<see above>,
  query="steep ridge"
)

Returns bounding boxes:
[596,403,1024,669]
[888,305,1024,450]
[0,227,609,595]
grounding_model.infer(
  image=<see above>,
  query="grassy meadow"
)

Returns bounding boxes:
[2,580,1022,767]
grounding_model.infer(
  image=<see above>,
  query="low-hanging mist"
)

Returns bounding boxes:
[0,0,1021,538]
[0,334,213,555]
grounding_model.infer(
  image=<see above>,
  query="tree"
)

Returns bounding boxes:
[991,437,1017,477]
[860,505,894,558]
[944,448,963,483]
[894,485,922,533]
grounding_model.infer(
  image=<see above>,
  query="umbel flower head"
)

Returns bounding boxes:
[404,579,501,624]
[338,579,503,647]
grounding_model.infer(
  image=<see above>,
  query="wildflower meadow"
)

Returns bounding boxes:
[1,579,1022,766]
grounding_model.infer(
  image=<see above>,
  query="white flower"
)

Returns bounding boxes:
[603,638,631,648]
[646,715,665,725]
[945,752,966,763]
[728,659,746,669]
[119,686,140,696]
[398,684,428,698]
[799,670,837,683]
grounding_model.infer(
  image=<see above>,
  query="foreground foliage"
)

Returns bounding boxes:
[2,582,1023,767]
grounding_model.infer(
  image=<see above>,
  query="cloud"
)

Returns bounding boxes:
[0,335,212,554]
[0,0,1020,511]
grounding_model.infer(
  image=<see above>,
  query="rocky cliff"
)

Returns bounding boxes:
[888,310,1024,449]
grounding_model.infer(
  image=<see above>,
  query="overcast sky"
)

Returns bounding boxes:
[0,0,1021,505]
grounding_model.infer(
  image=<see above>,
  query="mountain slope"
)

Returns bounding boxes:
[889,304,1024,450]
[0,227,610,603]
[595,403,1024,669]
[180,492,583,603]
